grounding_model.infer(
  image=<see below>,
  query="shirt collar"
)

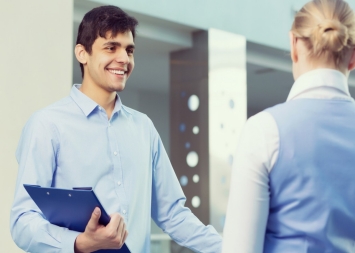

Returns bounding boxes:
[70,84,123,117]
[287,69,350,101]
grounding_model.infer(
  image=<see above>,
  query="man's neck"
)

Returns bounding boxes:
[79,82,116,120]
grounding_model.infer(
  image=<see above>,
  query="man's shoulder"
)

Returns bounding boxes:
[43,96,75,112]
[120,104,158,134]
[121,104,151,121]
[29,96,75,124]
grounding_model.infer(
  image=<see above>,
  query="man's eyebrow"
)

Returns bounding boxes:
[103,41,135,49]
[103,41,121,47]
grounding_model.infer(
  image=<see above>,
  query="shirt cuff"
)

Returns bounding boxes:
[62,229,81,253]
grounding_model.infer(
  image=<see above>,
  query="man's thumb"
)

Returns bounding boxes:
[86,207,101,230]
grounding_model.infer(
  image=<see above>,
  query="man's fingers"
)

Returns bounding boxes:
[118,221,125,238]
[106,213,123,231]
[105,213,126,248]
[83,211,128,250]
[119,230,128,249]
[86,207,101,231]
[122,229,128,244]
[116,221,125,247]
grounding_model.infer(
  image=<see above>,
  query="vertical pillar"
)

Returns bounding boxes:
[171,30,210,224]
[170,29,246,232]
[208,29,247,232]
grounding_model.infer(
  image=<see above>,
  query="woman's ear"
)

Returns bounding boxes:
[348,48,355,71]
[75,44,87,65]
[289,32,298,63]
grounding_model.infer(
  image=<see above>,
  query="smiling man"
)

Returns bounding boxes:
[75,29,135,119]
[10,5,222,253]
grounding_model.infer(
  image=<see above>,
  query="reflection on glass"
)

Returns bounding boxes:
[229,99,235,109]
[188,94,200,111]
[192,196,201,208]
[192,174,200,183]
[192,126,199,134]
[186,151,199,167]
[221,176,226,184]
[220,215,226,229]
[185,142,191,149]
[179,123,186,132]
[180,175,188,186]
[228,155,234,166]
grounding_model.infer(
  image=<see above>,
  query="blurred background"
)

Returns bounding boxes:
[1,0,355,252]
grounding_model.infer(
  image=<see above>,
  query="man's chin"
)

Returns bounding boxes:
[116,85,126,92]
[110,83,126,93]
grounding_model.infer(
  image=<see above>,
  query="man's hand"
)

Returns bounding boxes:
[74,207,128,253]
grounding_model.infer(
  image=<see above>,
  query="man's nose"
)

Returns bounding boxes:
[115,49,129,64]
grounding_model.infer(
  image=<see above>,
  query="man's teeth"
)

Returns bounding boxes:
[108,69,125,75]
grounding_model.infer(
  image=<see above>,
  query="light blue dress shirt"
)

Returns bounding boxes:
[10,84,222,253]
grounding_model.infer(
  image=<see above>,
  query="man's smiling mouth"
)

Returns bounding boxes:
[107,69,126,75]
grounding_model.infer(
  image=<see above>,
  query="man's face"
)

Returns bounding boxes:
[83,31,135,93]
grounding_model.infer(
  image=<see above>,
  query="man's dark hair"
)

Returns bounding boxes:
[76,5,138,77]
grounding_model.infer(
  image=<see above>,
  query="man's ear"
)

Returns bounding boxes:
[289,32,298,63]
[75,44,88,65]
[348,48,355,71]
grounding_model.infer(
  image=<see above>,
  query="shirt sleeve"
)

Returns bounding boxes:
[10,112,80,253]
[149,119,222,253]
[222,111,279,253]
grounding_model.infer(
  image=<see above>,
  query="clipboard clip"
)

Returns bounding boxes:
[72,187,92,190]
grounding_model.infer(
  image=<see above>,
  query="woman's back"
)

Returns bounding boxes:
[265,98,355,252]
[222,0,355,252]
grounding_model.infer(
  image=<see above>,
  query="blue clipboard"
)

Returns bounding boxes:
[24,184,130,253]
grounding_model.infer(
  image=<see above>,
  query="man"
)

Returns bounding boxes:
[10,5,222,253]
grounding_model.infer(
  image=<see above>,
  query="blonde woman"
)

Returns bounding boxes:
[223,0,355,252]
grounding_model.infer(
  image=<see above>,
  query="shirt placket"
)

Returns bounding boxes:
[107,113,129,222]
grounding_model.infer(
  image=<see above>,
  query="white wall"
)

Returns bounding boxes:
[0,1,73,251]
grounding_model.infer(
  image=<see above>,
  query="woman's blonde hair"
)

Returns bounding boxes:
[291,0,355,66]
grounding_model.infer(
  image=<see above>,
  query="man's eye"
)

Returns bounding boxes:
[127,49,134,54]
[107,47,115,51]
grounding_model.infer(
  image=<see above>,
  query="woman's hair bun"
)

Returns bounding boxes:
[311,19,349,54]
[291,0,355,66]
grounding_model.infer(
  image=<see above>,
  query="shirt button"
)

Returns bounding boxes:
[114,151,117,156]
[123,210,126,214]
[117,181,121,186]
[98,106,102,110]
[108,123,111,127]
